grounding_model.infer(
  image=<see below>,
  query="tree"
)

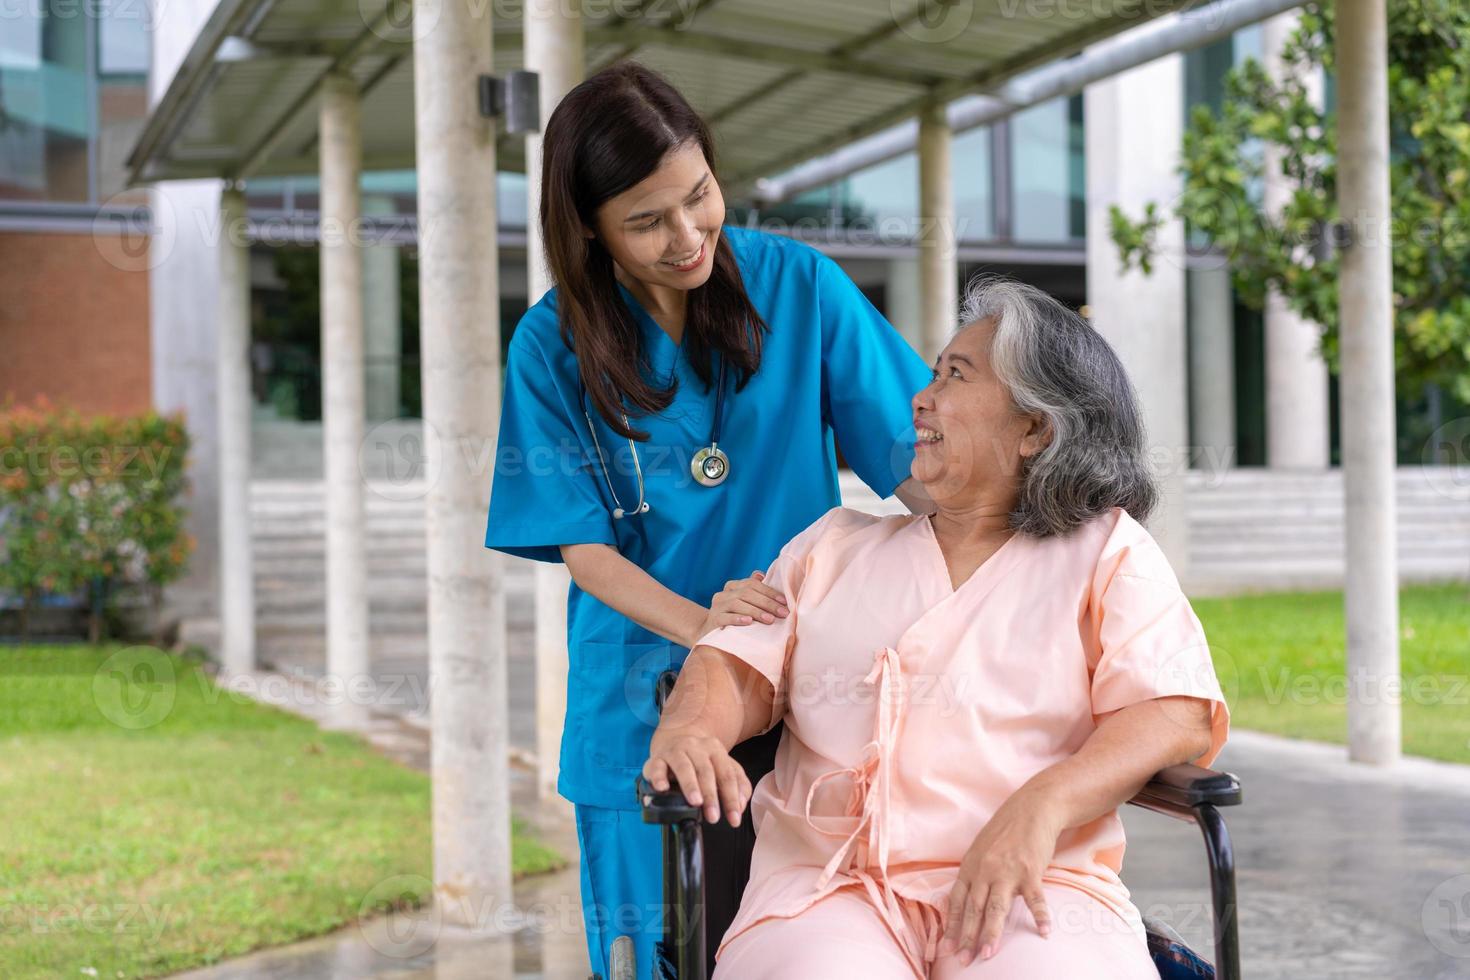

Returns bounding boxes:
[1109,0,1470,405]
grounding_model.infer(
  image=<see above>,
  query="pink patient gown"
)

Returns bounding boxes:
[694,506,1230,978]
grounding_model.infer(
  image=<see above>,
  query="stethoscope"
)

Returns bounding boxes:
[580,356,730,519]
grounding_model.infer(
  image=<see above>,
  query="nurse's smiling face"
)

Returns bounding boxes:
[910,318,1050,507]
[591,141,725,293]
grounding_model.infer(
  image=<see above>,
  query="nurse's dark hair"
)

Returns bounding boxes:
[959,276,1158,537]
[539,61,767,440]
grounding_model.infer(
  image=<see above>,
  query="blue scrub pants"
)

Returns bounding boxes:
[575,803,663,979]
[572,723,783,979]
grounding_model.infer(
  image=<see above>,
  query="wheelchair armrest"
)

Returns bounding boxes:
[1129,764,1243,980]
[637,775,702,824]
[1131,763,1242,811]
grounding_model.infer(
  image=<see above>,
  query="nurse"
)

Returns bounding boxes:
[484,61,933,978]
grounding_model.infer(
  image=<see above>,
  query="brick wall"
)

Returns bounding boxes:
[0,230,151,415]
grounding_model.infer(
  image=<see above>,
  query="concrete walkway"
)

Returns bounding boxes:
[167,565,1470,979]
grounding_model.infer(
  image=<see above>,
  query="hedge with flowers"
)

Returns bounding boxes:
[0,399,194,642]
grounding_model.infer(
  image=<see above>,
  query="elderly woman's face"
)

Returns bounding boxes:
[910,318,1047,502]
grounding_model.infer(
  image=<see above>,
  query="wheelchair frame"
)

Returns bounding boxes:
[633,671,1242,980]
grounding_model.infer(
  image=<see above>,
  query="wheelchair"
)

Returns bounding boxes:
[601,669,1243,980]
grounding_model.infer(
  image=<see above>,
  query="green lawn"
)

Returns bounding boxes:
[1192,583,1470,764]
[0,644,563,980]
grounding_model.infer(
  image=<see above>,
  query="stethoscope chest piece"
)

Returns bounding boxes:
[691,444,730,487]
[580,353,733,514]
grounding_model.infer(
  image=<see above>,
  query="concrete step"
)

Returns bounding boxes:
[254,554,428,577]
[1188,560,1470,588]
[1192,545,1470,567]
[257,632,428,664]
[251,537,426,558]
[1189,527,1470,549]
[254,588,429,616]
[251,554,535,582]
[251,517,429,538]
[255,613,533,663]
[246,472,1469,608]
[258,608,434,633]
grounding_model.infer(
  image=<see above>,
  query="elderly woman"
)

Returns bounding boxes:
[640,277,1231,978]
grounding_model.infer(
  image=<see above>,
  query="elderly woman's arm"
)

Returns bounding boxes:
[941,694,1215,966]
[640,645,778,827]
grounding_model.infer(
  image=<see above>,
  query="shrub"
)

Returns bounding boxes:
[0,396,193,642]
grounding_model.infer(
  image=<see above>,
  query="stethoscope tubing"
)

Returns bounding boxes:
[579,355,728,519]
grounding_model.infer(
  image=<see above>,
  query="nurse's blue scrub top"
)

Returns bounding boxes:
[484,226,931,809]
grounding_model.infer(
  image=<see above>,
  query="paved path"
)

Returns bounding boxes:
[169,570,1470,979]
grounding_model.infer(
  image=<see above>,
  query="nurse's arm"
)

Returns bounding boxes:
[893,476,937,515]
[561,542,789,648]
[560,542,711,648]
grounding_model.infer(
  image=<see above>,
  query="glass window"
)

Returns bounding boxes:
[836,152,918,241]
[497,171,527,228]
[0,0,154,206]
[253,171,527,228]
[1067,95,1084,239]
[1184,36,1235,115]
[97,1,150,203]
[1232,23,1264,67]
[99,0,149,75]
[952,125,992,242]
[1183,28,1272,247]
[0,8,92,201]
[1010,95,1082,243]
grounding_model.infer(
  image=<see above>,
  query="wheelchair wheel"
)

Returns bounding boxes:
[608,935,636,980]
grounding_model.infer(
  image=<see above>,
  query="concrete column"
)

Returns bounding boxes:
[319,70,372,730]
[525,0,584,808]
[885,254,923,352]
[1085,51,1190,575]
[918,103,957,361]
[1336,0,1400,764]
[148,0,224,628]
[1263,10,1330,469]
[1188,266,1236,471]
[362,194,402,422]
[216,185,255,677]
[414,0,512,922]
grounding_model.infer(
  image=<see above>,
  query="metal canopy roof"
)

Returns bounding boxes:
[127,0,1196,189]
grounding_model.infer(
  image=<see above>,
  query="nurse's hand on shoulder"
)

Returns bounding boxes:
[691,570,789,644]
[643,727,751,827]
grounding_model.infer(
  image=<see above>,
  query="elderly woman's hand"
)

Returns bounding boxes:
[643,725,752,827]
[940,784,1062,964]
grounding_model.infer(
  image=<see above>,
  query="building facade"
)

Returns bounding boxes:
[3,9,1465,613]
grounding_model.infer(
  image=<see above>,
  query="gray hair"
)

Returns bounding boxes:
[957,275,1157,538]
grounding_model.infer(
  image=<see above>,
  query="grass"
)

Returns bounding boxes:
[5,586,1462,974]
[1192,583,1470,764]
[0,643,564,980]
